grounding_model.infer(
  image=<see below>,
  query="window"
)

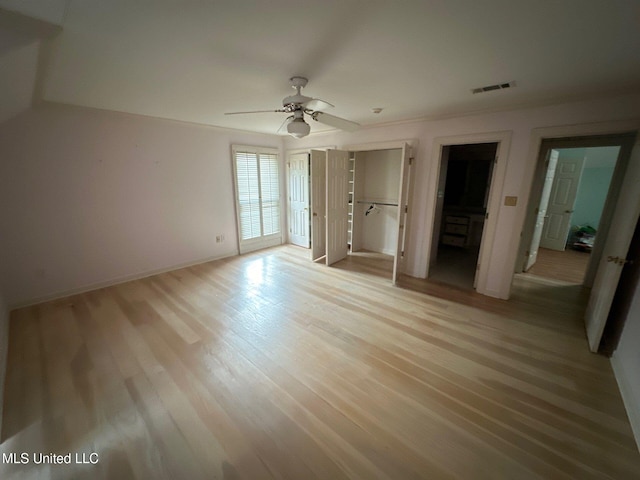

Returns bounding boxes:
[232,145,282,253]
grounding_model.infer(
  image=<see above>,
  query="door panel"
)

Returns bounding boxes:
[540,154,585,251]
[310,150,326,261]
[288,153,310,247]
[326,149,349,266]
[393,144,412,284]
[525,149,559,270]
[585,142,640,352]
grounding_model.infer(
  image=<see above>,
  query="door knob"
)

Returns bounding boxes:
[565,210,574,213]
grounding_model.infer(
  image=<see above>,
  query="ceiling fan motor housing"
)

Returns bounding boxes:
[290,76,308,89]
[282,94,312,110]
[283,76,312,110]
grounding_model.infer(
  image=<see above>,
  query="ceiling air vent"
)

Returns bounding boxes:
[471,81,516,94]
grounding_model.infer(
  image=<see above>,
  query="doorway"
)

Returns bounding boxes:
[515,129,640,352]
[517,138,628,287]
[429,142,497,289]
[522,145,620,284]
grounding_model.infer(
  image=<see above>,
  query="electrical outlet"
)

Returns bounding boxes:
[216,234,225,243]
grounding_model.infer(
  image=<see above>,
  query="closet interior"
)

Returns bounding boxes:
[349,149,402,256]
[306,145,411,284]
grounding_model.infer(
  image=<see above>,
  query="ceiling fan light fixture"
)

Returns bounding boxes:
[226,76,358,136]
[287,117,310,138]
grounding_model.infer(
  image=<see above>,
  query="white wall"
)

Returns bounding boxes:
[285,93,640,298]
[0,103,283,307]
[358,149,401,255]
[0,38,39,124]
[611,284,640,451]
[571,147,619,230]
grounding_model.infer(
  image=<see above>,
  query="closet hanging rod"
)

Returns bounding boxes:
[357,200,398,207]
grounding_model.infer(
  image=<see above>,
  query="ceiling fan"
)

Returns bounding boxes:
[225,76,359,138]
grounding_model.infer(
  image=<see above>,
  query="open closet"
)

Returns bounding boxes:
[350,149,403,256]
[306,144,412,284]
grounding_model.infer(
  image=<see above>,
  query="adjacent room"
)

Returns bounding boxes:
[1,1,640,478]
[520,144,621,285]
[428,142,497,290]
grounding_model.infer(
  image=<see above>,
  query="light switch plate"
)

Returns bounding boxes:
[504,196,518,206]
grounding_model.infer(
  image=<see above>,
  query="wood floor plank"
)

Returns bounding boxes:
[526,247,591,284]
[2,245,639,479]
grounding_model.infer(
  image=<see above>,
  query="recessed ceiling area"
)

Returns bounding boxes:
[5,0,640,135]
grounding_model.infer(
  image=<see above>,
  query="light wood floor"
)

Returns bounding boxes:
[526,247,592,284]
[2,245,639,479]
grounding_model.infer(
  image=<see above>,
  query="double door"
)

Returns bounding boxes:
[309,146,412,284]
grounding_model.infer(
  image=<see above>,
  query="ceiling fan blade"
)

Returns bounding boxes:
[277,115,293,134]
[311,112,359,132]
[225,109,285,115]
[303,98,334,112]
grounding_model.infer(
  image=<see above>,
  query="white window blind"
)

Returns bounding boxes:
[232,146,282,253]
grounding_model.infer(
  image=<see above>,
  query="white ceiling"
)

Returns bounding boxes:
[14,0,640,135]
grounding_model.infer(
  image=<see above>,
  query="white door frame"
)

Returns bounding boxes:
[518,138,625,277]
[310,150,327,261]
[515,125,638,284]
[393,143,412,285]
[429,146,451,268]
[423,132,512,297]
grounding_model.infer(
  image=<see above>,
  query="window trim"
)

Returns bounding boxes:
[231,145,283,254]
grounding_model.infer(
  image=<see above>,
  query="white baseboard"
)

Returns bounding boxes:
[611,354,640,452]
[9,251,238,311]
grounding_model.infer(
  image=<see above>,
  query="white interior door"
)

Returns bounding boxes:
[392,144,412,284]
[540,154,584,251]
[585,142,640,352]
[310,150,326,261]
[326,149,350,266]
[288,153,310,247]
[525,149,559,270]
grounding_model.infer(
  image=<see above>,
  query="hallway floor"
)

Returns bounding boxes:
[425,244,591,292]
[525,247,591,285]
